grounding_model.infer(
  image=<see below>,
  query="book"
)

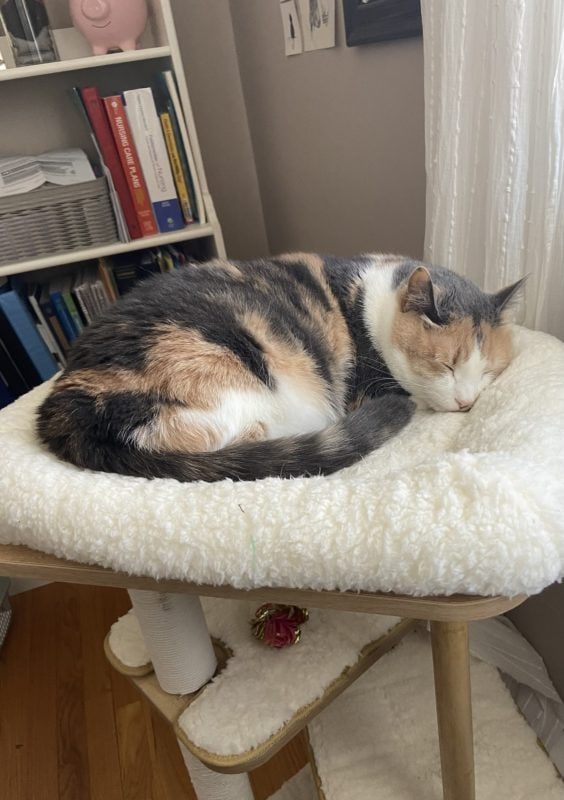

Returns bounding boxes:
[0,335,29,397]
[159,109,194,224]
[92,280,111,312]
[0,374,14,409]
[0,286,58,385]
[63,288,84,336]
[49,278,79,343]
[68,88,128,243]
[77,87,143,240]
[153,72,201,223]
[104,95,158,238]
[39,287,70,354]
[97,258,118,303]
[27,284,66,367]
[161,71,205,224]
[123,88,185,233]
[72,267,102,323]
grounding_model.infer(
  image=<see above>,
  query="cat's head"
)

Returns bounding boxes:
[385,264,524,412]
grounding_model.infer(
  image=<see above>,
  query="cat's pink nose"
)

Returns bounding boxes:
[81,0,110,21]
[456,398,474,411]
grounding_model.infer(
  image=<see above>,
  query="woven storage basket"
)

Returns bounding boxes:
[0,177,119,266]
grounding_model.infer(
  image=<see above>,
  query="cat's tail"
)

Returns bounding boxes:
[37,393,414,483]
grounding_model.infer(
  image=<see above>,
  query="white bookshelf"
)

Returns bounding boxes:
[0,223,216,279]
[0,0,226,275]
[0,46,172,82]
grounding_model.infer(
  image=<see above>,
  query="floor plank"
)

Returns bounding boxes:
[0,587,31,800]
[0,583,308,799]
[79,586,124,800]
[56,583,92,800]
[28,586,59,800]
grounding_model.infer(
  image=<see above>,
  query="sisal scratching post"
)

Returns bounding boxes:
[128,590,217,694]
[180,743,255,800]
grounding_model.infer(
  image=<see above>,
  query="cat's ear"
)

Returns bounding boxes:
[401,267,442,326]
[492,276,527,317]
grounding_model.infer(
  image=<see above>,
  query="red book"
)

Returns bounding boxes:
[80,87,143,240]
[103,95,158,238]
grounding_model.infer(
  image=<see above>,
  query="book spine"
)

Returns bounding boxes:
[0,378,14,409]
[0,336,29,396]
[0,291,58,383]
[80,87,143,240]
[27,289,66,366]
[104,95,158,238]
[163,72,205,224]
[123,88,184,233]
[63,292,84,335]
[112,266,139,296]
[40,297,70,353]
[73,286,92,326]
[160,111,194,224]
[93,282,110,310]
[97,260,118,302]
[51,292,77,343]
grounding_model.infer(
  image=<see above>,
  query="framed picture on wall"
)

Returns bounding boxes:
[343,0,422,47]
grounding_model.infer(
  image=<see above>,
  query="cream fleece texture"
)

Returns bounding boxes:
[0,327,563,597]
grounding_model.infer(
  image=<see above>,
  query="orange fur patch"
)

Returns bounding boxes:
[393,299,513,378]
[240,310,330,404]
[392,304,477,376]
[145,324,262,408]
[55,367,151,396]
[480,323,513,376]
[133,404,222,453]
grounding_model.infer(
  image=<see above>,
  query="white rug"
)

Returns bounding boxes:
[308,632,564,800]
[1,327,564,598]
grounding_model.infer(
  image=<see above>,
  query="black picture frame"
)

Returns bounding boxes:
[343,0,422,47]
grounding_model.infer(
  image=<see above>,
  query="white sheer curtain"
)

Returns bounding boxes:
[421,0,564,339]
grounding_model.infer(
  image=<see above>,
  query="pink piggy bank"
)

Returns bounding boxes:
[69,0,148,55]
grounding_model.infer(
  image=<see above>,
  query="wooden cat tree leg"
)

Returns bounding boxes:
[128,590,217,694]
[430,621,475,800]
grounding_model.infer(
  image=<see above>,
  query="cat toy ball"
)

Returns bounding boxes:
[251,604,309,648]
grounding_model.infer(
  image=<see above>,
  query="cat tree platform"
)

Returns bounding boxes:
[1,326,564,798]
[105,599,414,772]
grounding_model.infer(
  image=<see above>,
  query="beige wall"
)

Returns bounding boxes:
[229,1,426,257]
[170,0,269,258]
[171,1,426,259]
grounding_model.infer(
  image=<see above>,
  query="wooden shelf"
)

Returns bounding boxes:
[0,46,172,83]
[0,223,215,277]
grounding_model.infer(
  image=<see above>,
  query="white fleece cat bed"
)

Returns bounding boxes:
[0,327,564,598]
[306,632,564,800]
[106,598,411,770]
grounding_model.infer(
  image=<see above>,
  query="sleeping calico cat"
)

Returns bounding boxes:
[37,254,523,482]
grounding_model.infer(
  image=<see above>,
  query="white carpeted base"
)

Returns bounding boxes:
[308,632,564,800]
[267,767,316,800]
[108,598,399,757]
[1,327,564,598]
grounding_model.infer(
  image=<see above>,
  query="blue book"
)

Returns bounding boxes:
[0,286,58,384]
[49,278,78,342]
[0,377,14,409]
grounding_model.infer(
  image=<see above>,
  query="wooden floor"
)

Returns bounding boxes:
[0,583,308,800]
